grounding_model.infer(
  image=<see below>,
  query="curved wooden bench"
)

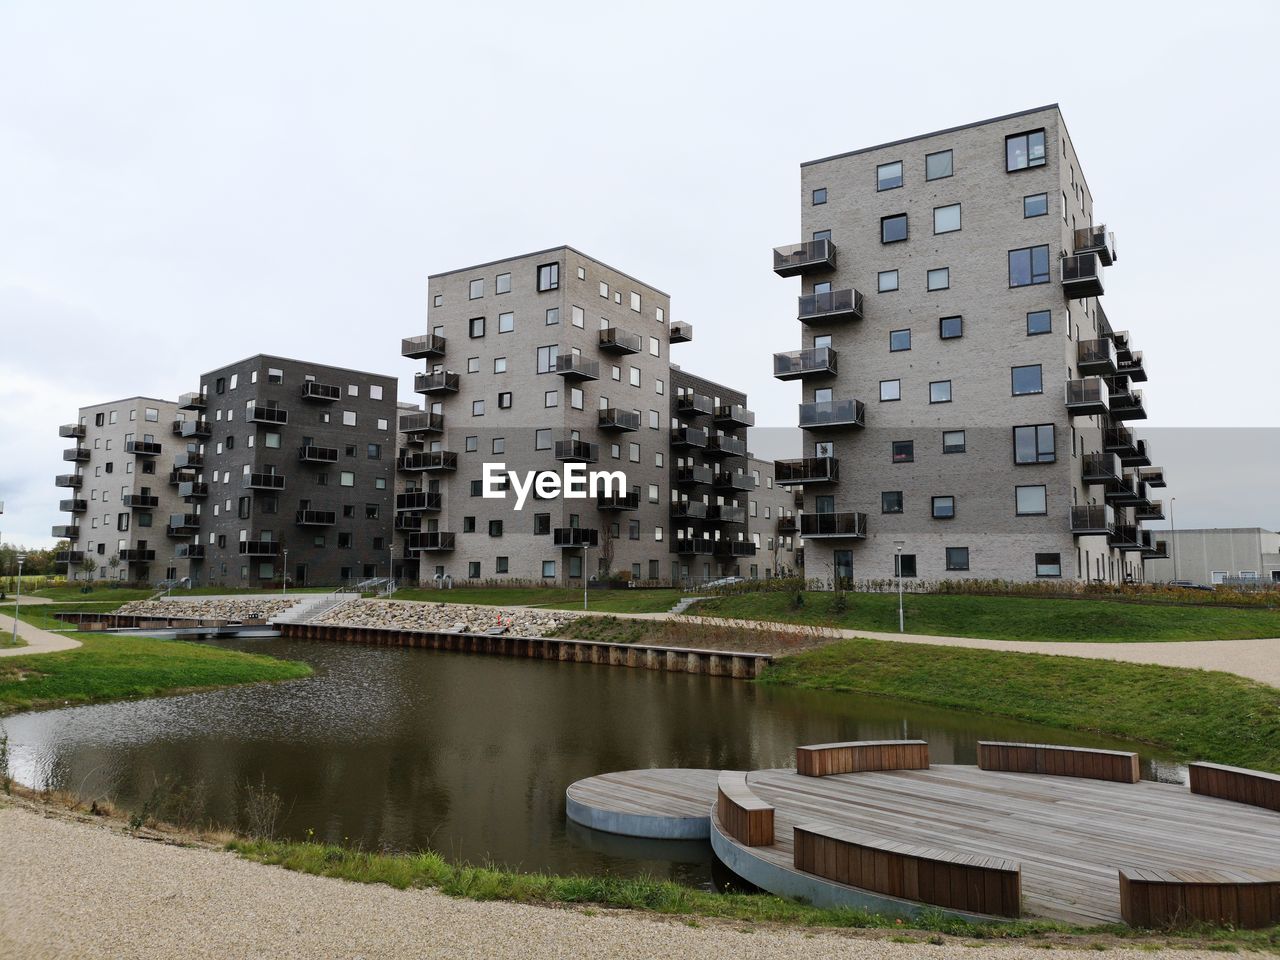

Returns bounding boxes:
[978,741,1139,783]
[1188,762,1280,812]
[796,739,929,777]
[794,822,1021,918]
[716,771,775,846]
[1119,867,1280,929]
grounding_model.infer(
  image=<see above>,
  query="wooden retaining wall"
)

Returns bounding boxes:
[796,740,930,777]
[716,771,775,846]
[53,612,256,631]
[793,822,1022,918]
[977,741,1140,784]
[1188,762,1280,812]
[1119,867,1280,929]
[279,622,772,678]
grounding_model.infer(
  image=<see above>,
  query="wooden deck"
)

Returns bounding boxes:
[565,768,719,839]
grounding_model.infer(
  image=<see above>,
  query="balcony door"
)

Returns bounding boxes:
[834,549,853,583]
[815,495,835,515]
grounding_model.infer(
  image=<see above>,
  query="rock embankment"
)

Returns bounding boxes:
[314,599,580,636]
[114,598,298,622]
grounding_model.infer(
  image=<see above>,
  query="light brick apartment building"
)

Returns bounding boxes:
[747,455,801,579]
[772,105,1166,584]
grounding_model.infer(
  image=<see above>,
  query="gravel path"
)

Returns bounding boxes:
[0,806,1230,959]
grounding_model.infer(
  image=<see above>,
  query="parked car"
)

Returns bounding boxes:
[1168,580,1214,592]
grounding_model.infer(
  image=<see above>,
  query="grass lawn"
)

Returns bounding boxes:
[391,586,682,614]
[693,590,1280,642]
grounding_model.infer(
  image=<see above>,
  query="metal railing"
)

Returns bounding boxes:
[800,512,868,538]
[773,238,835,275]
[798,398,865,429]
[773,347,837,379]
[798,287,863,321]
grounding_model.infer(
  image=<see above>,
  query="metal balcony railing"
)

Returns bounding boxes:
[396,490,443,512]
[798,398,865,430]
[669,321,693,343]
[553,527,599,548]
[1073,224,1118,266]
[554,439,598,463]
[1065,378,1110,415]
[1076,338,1117,376]
[773,347,837,380]
[598,328,643,354]
[401,334,446,359]
[300,381,341,401]
[414,371,460,394]
[555,354,600,380]
[399,412,444,434]
[1061,252,1105,297]
[59,423,86,439]
[1071,504,1115,535]
[773,238,836,277]
[773,457,838,485]
[800,512,868,538]
[598,408,640,432]
[299,444,340,463]
[797,287,863,322]
[676,393,715,417]
[670,501,708,520]
[714,404,755,427]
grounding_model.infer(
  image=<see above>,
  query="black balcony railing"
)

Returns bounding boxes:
[1082,452,1123,486]
[119,549,156,562]
[1076,338,1117,376]
[59,423,86,439]
[670,427,708,449]
[178,419,212,438]
[674,537,716,555]
[555,354,600,380]
[676,394,715,417]
[56,550,85,565]
[598,328,643,354]
[773,238,836,277]
[773,347,837,380]
[1073,224,1118,266]
[167,514,200,535]
[1109,389,1147,421]
[710,504,747,524]
[122,494,159,509]
[596,491,640,511]
[598,408,640,432]
[1065,378,1109,415]
[1139,465,1166,488]
[669,321,693,343]
[798,398,865,430]
[414,371,460,394]
[237,541,279,556]
[714,404,755,427]
[394,514,422,531]
[51,524,80,540]
[243,472,286,490]
[396,490,443,512]
[797,287,864,322]
[773,457,838,485]
[246,404,288,424]
[1136,500,1165,522]
[1110,524,1144,551]
[176,544,205,560]
[1117,351,1147,383]
[777,515,797,535]
[1071,504,1115,535]
[554,527,599,548]
[1061,252,1105,297]
[398,451,458,472]
[554,439,598,463]
[674,465,713,486]
[670,500,708,520]
[55,474,83,488]
[705,434,748,458]
[60,498,87,513]
[299,444,340,463]
[174,451,204,469]
[295,509,337,526]
[801,512,868,538]
[63,447,90,462]
[717,540,757,557]
[125,440,162,456]
[178,481,209,499]
[300,381,341,402]
[402,334,447,359]
[713,471,755,491]
[178,391,206,410]
[399,412,444,434]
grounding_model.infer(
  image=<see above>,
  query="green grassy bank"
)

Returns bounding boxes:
[392,586,681,614]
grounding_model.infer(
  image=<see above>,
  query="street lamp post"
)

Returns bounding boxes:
[893,540,905,633]
[1168,497,1178,582]
[11,554,26,645]
[282,548,288,596]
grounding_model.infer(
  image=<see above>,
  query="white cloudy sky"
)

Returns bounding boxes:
[2,1,1278,548]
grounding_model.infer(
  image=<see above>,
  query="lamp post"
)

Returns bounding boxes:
[893,540,905,633]
[1168,497,1178,582]
[11,554,26,645]
[282,548,288,596]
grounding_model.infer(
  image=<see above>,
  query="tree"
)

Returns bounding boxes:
[599,525,615,580]
[106,553,120,582]
[79,555,98,580]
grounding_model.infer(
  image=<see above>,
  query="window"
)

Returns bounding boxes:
[1016,485,1048,515]
[927,267,950,291]
[939,315,963,339]
[488,519,503,537]
[537,263,559,291]
[889,329,911,352]
[812,187,827,205]
[536,344,558,374]
[494,356,507,374]
[943,430,966,454]
[1006,129,1047,171]
[812,229,831,242]
[648,483,659,503]
[493,556,508,574]
[933,204,961,234]
[925,149,953,181]
[881,213,908,243]
[339,471,354,487]
[945,547,970,571]
[545,307,559,326]
[629,367,640,387]
[466,561,481,579]
[433,293,442,307]
[932,496,955,519]
[1014,424,1056,464]
[628,442,640,462]
[599,281,609,298]
[498,312,514,333]
[570,387,583,410]
[492,437,505,455]
[892,440,914,463]
[469,479,483,496]
[630,291,641,312]
[367,443,381,459]
[1026,310,1052,335]
[1009,245,1050,286]
[469,316,485,338]
[881,491,904,513]
[343,410,357,426]
[498,391,513,409]
[1024,193,1048,218]
[1035,552,1062,578]
[495,272,511,295]
[462,516,476,533]
[472,399,485,416]
[1011,365,1043,396]
[879,379,901,402]
[876,160,903,191]
[264,432,281,449]
[878,270,899,292]
[648,336,660,357]
[469,278,484,300]
[655,377,664,396]
[894,553,917,578]
[571,305,584,328]
[929,380,952,403]
[535,429,551,450]
[267,368,283,384]
[467,356,480,374]
[544,390,558,408]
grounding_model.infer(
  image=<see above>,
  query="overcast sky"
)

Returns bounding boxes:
[2,1,1277,548]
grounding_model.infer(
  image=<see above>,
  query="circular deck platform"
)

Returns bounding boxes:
[565,768,719,840]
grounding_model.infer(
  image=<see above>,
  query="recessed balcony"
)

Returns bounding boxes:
[299,444,339,463]
[1109,388,1147,421]
[246,405,288,425]
[774,457,838,485]
[51,524,80,540]
[1065,378,1110,416]
[798,398,866,430]
[1074,225,1118,266]
[176,544,205,560]
[55,474,83,488]
[1110,524,1144,552]
[717,540,757,558]
[1139,465,1166,488]
[670,500,708,520]
[798,287,864,323]
[1076,339,1117,376]
[402,334,447,360]
[1061,252,1105,298]
[396,490,443,512]
[178,392,206,411]
[408,532,456,552]
[774,347,837,381]
[555,354,600,381]
[709,504,746,524]
[673,537,716,555]
[598,408,640,432]
[676,393,715,418]
[714,404,754,428]
[1071,504,1115,536]
[122,494,159,509]
[670,427,708,449]
[398,451,458,472]
[56,550,85,565]
[1117,351,1147,383]
[674,464,713,487]
[167,514,201,536]
[59,423,86,439]
[178,481,208,499]
[801,512,868,539]
[596,491,640,511]
[400,412,444,436]
[119,549,156,563]
[1136,500,1165,522]
[773,238,836,277]
[126,440,162,456]
[237,541,279,557]
[1082,452,1124,487]
[177,419,212,439]
[598,328,643,354]
[554,439,598,463]
[705,434,748,459]
[669,321,693,343]
[300,381,341,402]
[63,447,90,462]
[60,498,87,513]
[295,509,337,526]
[553,527,599,548]
[713,471,755,492]
[414,371,460,395]
[243,473,286,490]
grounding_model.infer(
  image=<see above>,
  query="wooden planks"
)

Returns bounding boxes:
[1188,761,1280,812]
[717,771,775,846]
[1119,866,1280,929]
[793,822,1022,917]
[977,741,1139,783]
[796,740,930,777]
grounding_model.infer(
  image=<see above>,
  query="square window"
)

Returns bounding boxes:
[925,149,953,181]
[472,399,485,416]
[889,329,911,352]
[892,440,914,463]
[498,391,513,409]
[1026,310,1052,335]
[1035,552,1062,578]
[1014,424,1056,464]
[812,187,827,205]
[469,316,485,338]
[1011,364,1043,396]
[1006,129,1047,171]
[498,312,514,333]
[894,553,917,578]
[545,307,559,325]
[492,437,505,454]
[489,519,503,537]
[496,556,509,574]
[945,546,970,571]
[1024,193,1048,218]
[933,203,961,234]
[469,278,484,300]
[939,315,963,339]
[876,160,903,191]
[880,379,901,402]
[1016,485,1048,515]
[494,356,507,373]
[929,380,952,403]
[881,213,908,243]
[433,294,443,308]
[877,270,899,293]
[465,435,478,452]
[812,229,831,242]
[881,491,904,513]
[943,430,966,454]
[534,513,551,535]
[544,390,558,408]
[468,561,481,579]
[495,272,511,294]
[462,516,476,533]
[1009,245,1050,286]
[932,495,955,519]
[535,428,551,450]
[467,356,480,374]
[537,262,559,292]
[927,267,950,291]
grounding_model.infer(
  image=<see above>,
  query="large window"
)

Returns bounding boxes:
[1009,245,1050,286]
[1024,193,1048,218]
[498,312,514,333]
[537,262,559,292]
[881,491,903,513]
[939,315,963,339]
[881,213,908,243]
[892,440,914,463]
[929,380,952,404]
[933,204,961,234]
[1026,310,1052,335]
[1006,129,1046,171]
[878,270,899,293]
[880,379,901,401]
[894,553,917,578]
[932,496,955,519]
[1011,364,1044,396]
[877,160,903,191]
[889,329,911,352]
[927,267,950,291]
[536,344,558,374]
[535,428,551,450]
[945,546,970,571]
[943,430,966,454]
[1013,424,1056,464]
[1035,552,1062,578]
[925,149,953,181]
[1015,484,1048,515]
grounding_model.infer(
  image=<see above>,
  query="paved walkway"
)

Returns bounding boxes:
[0,806,1230,960]
[0,611,81,658]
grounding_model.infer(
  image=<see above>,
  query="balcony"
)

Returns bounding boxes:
[60,498,87,513]
[402,334,447,360]
[126,440,162,456]
[396,490,443,512]
[1117,350,1146,383]
[798,287,864,323]
[553,526,600,549]
[55,474,83,488]
[51,524,80,540]
[670,426,708,449]
[773,238,836,277]
[1141,532,1169,560]
[119,549,156,563]
[676,393,715,417]
[714,404,755,428]
[669,321,693,343]
[1071,504,1115,536]
[295,509,337,526]
[176,544,205,560]
[398,451,458,472]
[674,537,716,555]
[178,392,206,411]
[63,447,90,462]
[774,347,837,381]
[674,464,713,487]
[777,515,797,535]
[597,491,640,511]
[1076,339,1117,376]
[414,371,460,395]
[1082,452,1124,487]
[178,481,208,499]
[798,398,866,430]
[394,514,422,531]
[1065,378,1110,416]
[237,541,279,557]
[167,514,201,536]
[598,408,640,432]
[56,550,85,565]
[1074,225,1118,266]
[174,451,204,470]
[705,434,748,459]
[300,381,341,402]
[246,405,288,425]
[1120,437,1150,468]
[554,439,598,463]
[1061,252,1105,298]
[400,412,444,435]
[177,419,212,439]
[243,472,286,490]
[1110,524,1144,552]
[713,471,756,492]
[408,532,456,552]
[801,512,868,539]
[555,354,600,381]
[1139,465,1166,488]
[598,328,643,354]
[59,423,86,439]
[1136,500,1165,522]
[1109,389,1147,421]
[1111,329,1132,360]
[709,504,746,524]
[1107,475,1145,507]
[670,500,708,520]
[774,457,838,485]
[122,494,159,509]
[299,444,339,463]
[717,540,757,558]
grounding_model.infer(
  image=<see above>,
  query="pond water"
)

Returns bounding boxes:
[1,636,1183,888]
